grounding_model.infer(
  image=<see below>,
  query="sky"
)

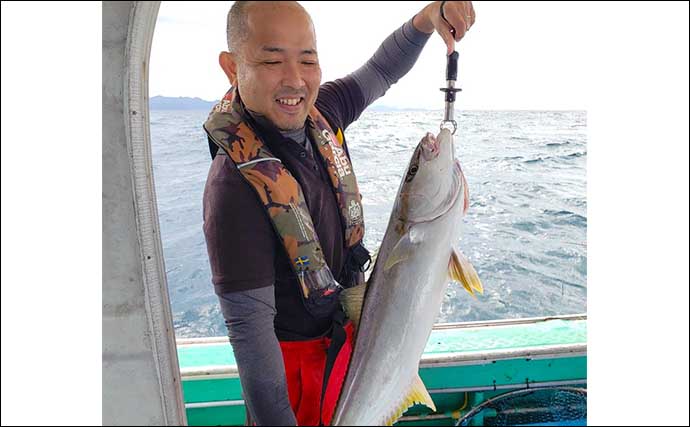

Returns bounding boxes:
[150,1,599,110]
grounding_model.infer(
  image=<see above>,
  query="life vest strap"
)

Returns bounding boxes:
[319,310,347,426]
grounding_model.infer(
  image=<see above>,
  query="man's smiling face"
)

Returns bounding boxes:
[221,2,322,130]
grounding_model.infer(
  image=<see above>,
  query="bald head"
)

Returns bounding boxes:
[226,1,314,54]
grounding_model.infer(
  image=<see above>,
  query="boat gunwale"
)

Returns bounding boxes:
[176,313,587,346]
[180,343,586,379]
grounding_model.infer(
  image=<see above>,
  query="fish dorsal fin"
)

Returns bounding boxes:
[384,374,436,426]
[449,248,484,297]
[383,231,417,272]
[340,283,366,330]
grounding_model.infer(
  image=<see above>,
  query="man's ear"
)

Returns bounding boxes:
[219,51,238,86]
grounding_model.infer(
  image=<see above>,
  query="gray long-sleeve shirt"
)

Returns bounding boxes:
[214,17,431,426]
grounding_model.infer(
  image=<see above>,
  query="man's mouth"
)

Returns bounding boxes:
[276,97,302,106]
[276,96,304,113]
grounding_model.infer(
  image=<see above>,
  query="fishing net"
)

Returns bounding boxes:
[455,386,587,426]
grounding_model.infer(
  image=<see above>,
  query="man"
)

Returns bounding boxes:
[202,1,475,425]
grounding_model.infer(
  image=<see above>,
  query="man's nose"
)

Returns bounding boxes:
[281,61,305,89]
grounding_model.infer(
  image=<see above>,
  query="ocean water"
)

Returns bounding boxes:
[150,109,587,338]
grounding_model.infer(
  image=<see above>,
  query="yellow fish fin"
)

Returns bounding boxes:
[449,248,484,297]
[384,374,436,426]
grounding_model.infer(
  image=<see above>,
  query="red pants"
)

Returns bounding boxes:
[279,321,355,426]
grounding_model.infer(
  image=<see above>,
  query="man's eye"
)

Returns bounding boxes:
[263,61,281,65]
[302,61,317,66]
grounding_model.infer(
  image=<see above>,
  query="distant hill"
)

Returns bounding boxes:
[150,96,217,110]
[366,104,435,112]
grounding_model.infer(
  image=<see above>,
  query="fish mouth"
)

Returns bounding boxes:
[420,132,441,161]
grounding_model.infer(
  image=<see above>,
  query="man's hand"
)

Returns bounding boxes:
[413,1,476,55]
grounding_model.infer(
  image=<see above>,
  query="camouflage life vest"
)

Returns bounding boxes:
[203,88,365,318]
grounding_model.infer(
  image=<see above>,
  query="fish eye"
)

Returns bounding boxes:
[405,164,419,183]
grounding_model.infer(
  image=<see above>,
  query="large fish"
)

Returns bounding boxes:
[331,128,483,426]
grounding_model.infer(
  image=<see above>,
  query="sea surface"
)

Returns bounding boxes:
[150,109,587,338]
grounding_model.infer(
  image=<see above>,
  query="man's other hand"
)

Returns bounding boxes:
[413,1,475,55]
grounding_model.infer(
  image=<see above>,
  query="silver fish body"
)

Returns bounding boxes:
[332,128,481,426]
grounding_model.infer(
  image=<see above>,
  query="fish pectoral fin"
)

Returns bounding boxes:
[384,374,436,426]
[383,233,417,272]
[449,248,484,297]
[340,283,366,330]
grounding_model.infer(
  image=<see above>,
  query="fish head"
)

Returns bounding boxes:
[395,128,467,224]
